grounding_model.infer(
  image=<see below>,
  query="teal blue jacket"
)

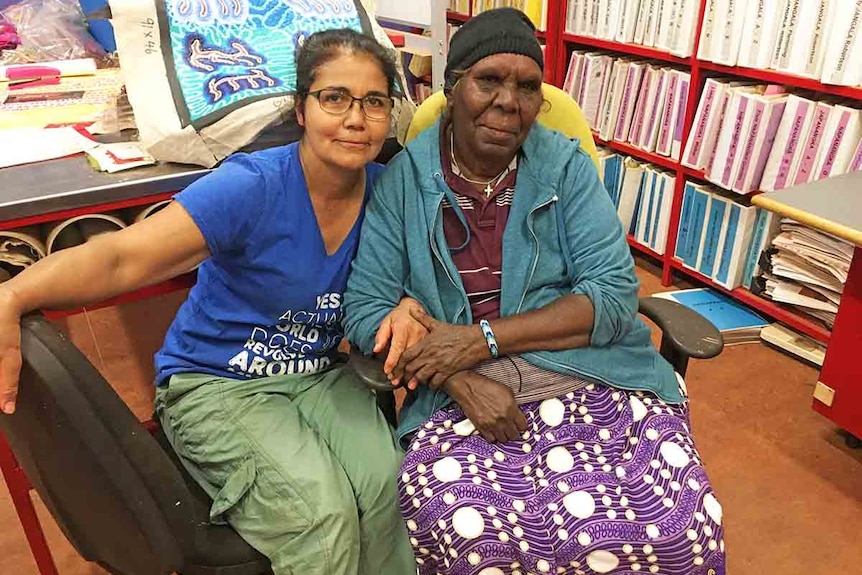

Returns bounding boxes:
[343,120,682,446]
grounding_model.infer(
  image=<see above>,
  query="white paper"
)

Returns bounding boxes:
[0,127,99,169]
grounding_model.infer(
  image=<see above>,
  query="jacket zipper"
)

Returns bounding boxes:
[517,195,559,313]
[430,174,467,323]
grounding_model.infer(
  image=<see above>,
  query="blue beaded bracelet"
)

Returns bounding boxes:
[479,319,499,359]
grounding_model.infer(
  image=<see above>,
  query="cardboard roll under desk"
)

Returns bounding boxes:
[753,171,862,447]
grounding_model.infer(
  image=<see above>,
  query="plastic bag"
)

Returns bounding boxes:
[0,0,106,64]
[0,13,20,53]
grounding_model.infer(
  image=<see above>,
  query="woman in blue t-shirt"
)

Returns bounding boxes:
[0,29,418,575]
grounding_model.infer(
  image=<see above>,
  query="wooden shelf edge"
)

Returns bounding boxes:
[668,260,831,343]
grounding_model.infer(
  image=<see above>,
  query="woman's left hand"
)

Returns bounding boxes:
[393,308,489,390]
[373,297,429,388]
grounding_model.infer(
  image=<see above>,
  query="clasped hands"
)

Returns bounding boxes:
[374,299,527,443]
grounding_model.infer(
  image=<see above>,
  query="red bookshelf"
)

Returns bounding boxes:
[534,0,862,342]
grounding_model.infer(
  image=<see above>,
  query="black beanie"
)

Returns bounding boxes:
[445,8,544,88]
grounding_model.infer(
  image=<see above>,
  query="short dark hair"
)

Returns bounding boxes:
[295,28,397,98]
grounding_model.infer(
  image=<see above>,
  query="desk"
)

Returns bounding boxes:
[0,156,209,575]
[753,171,862,446]
[0,155,209,225]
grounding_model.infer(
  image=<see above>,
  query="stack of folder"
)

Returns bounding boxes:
[752,220,853,328]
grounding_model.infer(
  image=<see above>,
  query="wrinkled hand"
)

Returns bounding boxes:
[373,297,429,389]
[444,371,527,443]
[0,288,23,415]
[393,308,488,390]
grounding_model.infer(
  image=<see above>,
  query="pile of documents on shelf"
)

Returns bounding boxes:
[753,220,853,329]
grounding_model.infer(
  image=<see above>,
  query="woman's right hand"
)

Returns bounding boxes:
[443,371,528,444]
[0,287,24,414]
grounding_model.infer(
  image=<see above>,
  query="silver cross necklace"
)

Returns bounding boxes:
[450,131,508,198]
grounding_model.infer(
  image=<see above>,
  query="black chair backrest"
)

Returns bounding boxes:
[0,313,197,575]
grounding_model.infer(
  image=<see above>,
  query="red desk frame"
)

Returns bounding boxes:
[813,247,862,443]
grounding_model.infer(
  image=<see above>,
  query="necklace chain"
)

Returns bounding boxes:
[449,130,509,197]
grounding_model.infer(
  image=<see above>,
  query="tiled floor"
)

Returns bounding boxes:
[1,258,860,574]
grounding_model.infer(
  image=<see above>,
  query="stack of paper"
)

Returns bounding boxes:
[0,68,129,131]
[0,227,46,282]
[752,219,853,328]
[86,142,156,173]
[760,323,827,366]
[0,126,98,169]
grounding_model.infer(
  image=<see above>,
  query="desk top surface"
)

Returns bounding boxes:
[752,171,862,246]
[0,156,210,224]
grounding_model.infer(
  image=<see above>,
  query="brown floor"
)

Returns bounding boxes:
[1,257,860,574]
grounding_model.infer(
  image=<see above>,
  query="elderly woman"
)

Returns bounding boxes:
[344,8,726,575]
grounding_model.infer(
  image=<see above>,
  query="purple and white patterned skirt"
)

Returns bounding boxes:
[399,381,726,575]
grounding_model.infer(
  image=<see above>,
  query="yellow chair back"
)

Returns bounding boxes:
[405,83,600,170]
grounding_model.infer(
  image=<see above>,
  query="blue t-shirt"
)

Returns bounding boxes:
[154,143,384,384]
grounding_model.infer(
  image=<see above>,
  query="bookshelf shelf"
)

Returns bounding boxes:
[668,260,831,343]
[562,33,691,66]
[593,132,680,172]
[627,236,664,261]
[681,167,707,181]
[698,61,862,102]
[446,11,470,23]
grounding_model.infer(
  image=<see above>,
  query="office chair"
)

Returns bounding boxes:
[0,312,395,575]
[0,312,273,574]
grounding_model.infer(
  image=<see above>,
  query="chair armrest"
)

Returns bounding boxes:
[347,348,399,392]
[639,297,724,375]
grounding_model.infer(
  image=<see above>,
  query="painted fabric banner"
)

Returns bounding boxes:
[109,0,412,166]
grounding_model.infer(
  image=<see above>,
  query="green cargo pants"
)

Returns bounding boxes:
[154,365,415,575]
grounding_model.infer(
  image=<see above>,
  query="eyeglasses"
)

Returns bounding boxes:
[307,88,393,121]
